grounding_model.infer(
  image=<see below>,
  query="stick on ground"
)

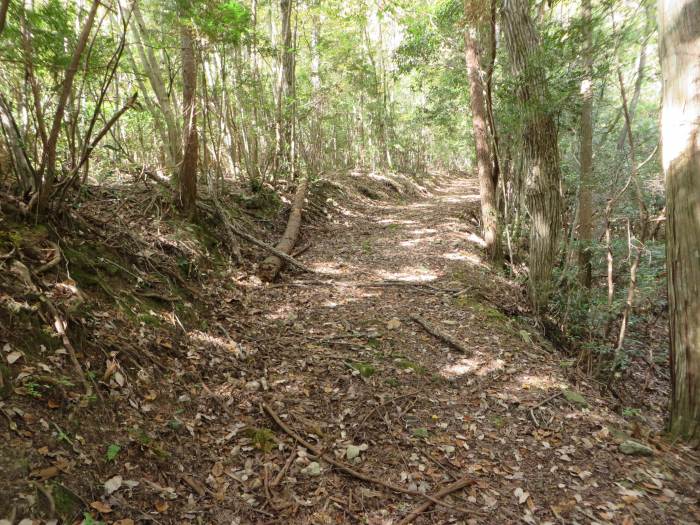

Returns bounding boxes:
[261,403,472,514]
[397,476,476,525]
[410,314,472,356]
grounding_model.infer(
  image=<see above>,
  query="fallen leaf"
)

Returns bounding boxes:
[211,462,224,478]
[90,501,112,513]
[514,487,530,504]
[30,466,59,480]
[6,351,23,364]
[104,475,123,495]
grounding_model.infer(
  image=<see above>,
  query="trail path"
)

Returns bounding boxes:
[195,176,699,524]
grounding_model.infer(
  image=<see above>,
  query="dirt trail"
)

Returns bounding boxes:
[203,175,699,524]
[7,175,695,524]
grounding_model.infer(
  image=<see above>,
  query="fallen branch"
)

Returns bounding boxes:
[397,476,476,525]
[35,241,62,274]
[410,314,472,356]
[229,222,315,274]
[259,177,309,281]
[261,403,471,514]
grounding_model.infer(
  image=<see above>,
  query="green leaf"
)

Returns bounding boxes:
[106,444,121,462]
[413,427,429,438]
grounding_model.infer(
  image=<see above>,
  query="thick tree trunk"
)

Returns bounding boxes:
[463,25,501,263]
[659,0,700,444]
[501,0,562,311]
[259,177,309,281]
[577,0,593,287]
[178,21,198,218]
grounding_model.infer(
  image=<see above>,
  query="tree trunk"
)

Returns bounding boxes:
[274,0,294,175]
[178,21,198,218]
[0,95,35,192]
[131,2,182,172]
[37,0,100,212]
[501,0,562,311]
[577,0,593,287]
[659,0,700,444]
[259,176,309,281]
[0,0,8,36]
[463,24,501,263]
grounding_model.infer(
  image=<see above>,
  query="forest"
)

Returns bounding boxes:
[0,0,698,523]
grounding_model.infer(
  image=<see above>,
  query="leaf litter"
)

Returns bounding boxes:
[0,174,698,524]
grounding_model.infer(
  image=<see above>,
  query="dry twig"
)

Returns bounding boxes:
[410,314,472,356]
[261,403,472,514]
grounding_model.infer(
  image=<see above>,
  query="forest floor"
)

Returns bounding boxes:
[1,173,699,525]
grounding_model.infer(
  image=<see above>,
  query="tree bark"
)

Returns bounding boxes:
[0,95,35,192]
[0,0,8,36]
[659,0,700,444]
[577,0,593,287]
[274,0,295,175]
[37,0,100,212]
[501,0,562,311]
[463,23,501,263]
[178,20,198,218]
[131,2,182,171]
[259,176,309,281]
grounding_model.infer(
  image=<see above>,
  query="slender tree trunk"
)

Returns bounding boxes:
[0,0,8,36]
[659,0,700,444]
[131,2,182,172]
[0,95,35,191]
[274,0,294,175]
[309,5,322,173]
[36,0,100,212]
[577,0,593,287]
[501,0,562,311]
[178,21,198,217]
[463,23,501,263]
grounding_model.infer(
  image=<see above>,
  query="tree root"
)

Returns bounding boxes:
[261,402,473,514]
[410,314,472,356]
[397,476,478,525]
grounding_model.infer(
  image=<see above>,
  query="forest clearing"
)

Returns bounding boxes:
[0,0,699,523]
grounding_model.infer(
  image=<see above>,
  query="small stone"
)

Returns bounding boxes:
[301,462,322,476]
[619,440,654,456]
[245,380,261,392]
[346,445,361,460]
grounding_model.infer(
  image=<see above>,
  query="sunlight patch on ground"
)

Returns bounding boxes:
[376,267,438,282]
[516,373,567,391]
[465,232,487,247]
[322,286,380,308]
[442,251,483,266]
[188,330,245,357]
[408,228,438,236]
[377,218,417,226]
[438,196,471,204]
[399,237,433,248]
[311,261,349,275]
[440,357,505,379]
[406,202,433,209]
